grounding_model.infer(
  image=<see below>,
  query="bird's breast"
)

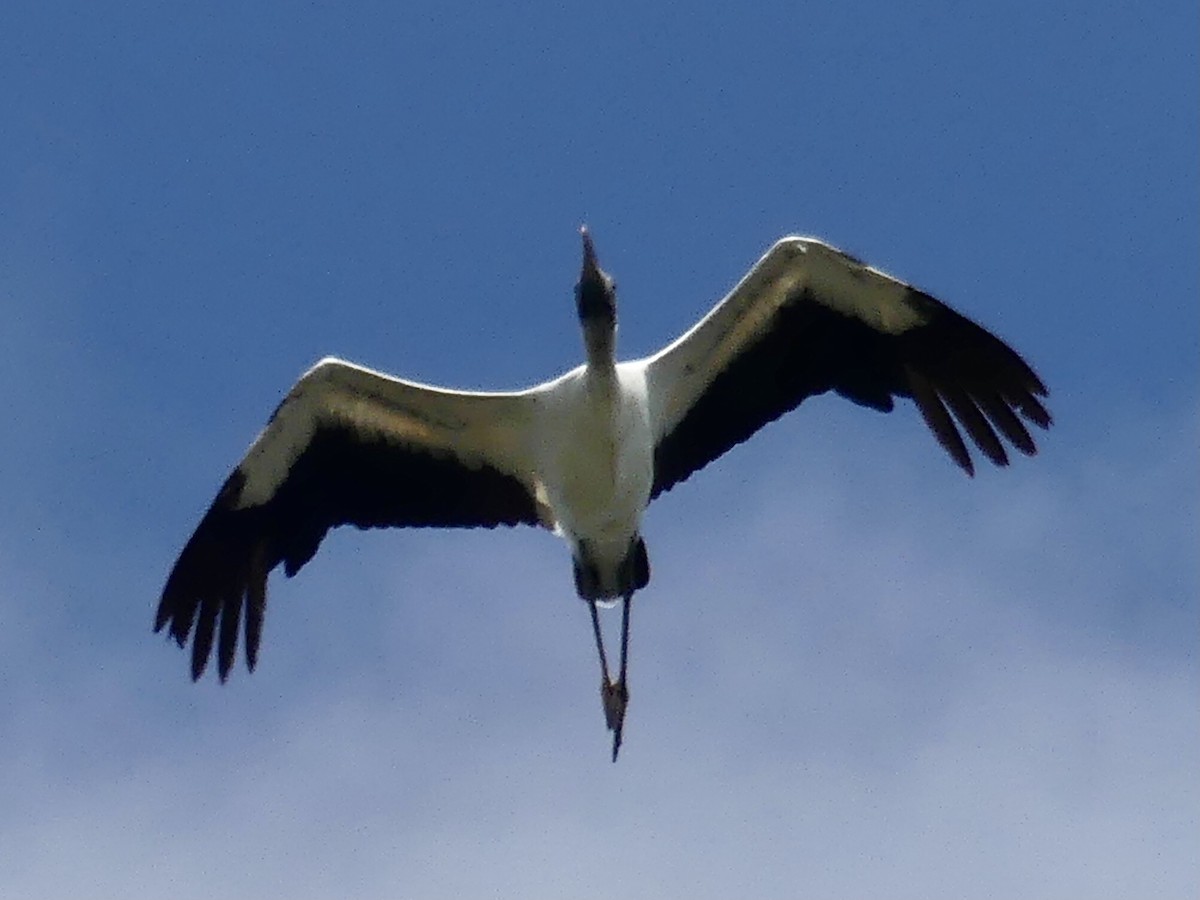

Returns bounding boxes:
[538,371,653,542]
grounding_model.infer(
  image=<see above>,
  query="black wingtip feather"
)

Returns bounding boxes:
[191,592,219,681]
[245,546,268,673]
[906,367,976,476]
[1010,390,1053,430]
[217,588,242,682]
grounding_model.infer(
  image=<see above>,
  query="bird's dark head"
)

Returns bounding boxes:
[576,226,617,329]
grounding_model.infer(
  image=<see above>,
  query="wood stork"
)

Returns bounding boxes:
[156,229,1052,760]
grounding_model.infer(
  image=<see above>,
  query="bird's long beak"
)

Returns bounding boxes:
[580,226,602,284]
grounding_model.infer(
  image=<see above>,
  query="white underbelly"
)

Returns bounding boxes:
[537,368,653,548]
[556,452,648,542]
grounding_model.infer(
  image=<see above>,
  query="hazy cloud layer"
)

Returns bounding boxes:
[2,402,1195,899]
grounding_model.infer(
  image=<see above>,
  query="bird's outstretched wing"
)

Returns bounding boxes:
[645,237,1051,497]
[156,357,542,681]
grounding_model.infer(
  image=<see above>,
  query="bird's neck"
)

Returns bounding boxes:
[582,320,617,378]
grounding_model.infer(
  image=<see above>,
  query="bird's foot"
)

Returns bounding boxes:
[601,677,628,761]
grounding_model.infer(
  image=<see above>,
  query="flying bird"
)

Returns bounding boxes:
[156,230,1052,760]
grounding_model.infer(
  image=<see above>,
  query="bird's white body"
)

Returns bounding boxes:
[533,363,654,597]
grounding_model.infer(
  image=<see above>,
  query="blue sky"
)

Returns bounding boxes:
[2,1,1196,897]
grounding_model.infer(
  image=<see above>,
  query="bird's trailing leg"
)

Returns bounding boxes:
[588,597,612,686]
[589,593,633,761]
[611,591,633,761]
